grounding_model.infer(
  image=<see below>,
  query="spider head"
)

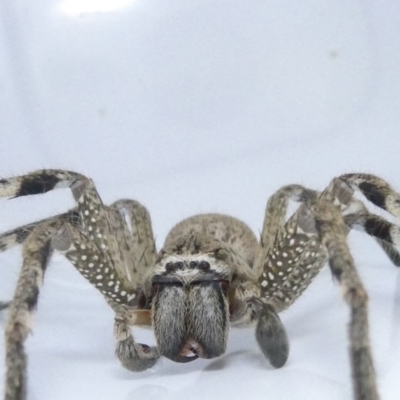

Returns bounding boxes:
[150,234,234,363]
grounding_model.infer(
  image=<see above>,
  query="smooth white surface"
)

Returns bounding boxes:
[1,1,400,399]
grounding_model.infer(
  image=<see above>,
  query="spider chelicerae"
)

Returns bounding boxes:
[1,169,399,400]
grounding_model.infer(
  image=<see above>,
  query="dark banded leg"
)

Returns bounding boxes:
[0,170,143,305]
[0,170,84,199]
[4,223,57,400]
[0,171,160,373]
[327,174,400,267]
[0,211,78,253]
[311,200,379,400]
[0,170,110,256]
[0,211,79,310]
[340,173,400,218]
[343,199,400,267]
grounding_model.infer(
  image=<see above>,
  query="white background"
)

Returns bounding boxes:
[1,1,400,399]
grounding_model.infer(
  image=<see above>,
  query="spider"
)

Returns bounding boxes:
[0,170,399,400]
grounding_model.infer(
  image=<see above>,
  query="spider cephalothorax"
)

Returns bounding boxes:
[1,170,400,400]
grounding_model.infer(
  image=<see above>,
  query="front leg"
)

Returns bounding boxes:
[251,181,352,368]
[254,184,319,277]
[51,190,160,371]
[255,184,327,313]
[254,175,397,400]
[1,171,161,373]
[114,311,159,371]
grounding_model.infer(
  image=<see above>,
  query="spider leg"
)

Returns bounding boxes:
[54,198,160,371]
[334,174,400,266]
[253,180,372,368]
[343,199,400,266]
[0,170,111,256]
[340,173,400,218]
[0,212,76,310]
[254,175,397,395]
[256,176,400,311]
[1,171,160,372]
[52,222,141,305]
[251,185,321,367]
[114,310,158,371]
[0,211,78,253]
[4,222,59,400]
[310,199,379,400]
[255,184,319,274]
[255,184,326,310]
[109,199,157,283]
[0,170,142,305]
[108,199,159,371]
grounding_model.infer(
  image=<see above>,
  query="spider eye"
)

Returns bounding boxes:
[165,262,173,273]
[175,262,184,270]
[189,261,198,269]
[199,261,210,271]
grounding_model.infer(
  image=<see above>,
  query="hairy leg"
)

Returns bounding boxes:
[110,199,157,287]
[109,200,159,370]
[254,184,319,276]
[4,223,58,400]
[336,174,400,267]
[114,310,158,371]
[0,171,160,374]
[310,199,379,400]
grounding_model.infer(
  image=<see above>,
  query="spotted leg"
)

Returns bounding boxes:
[253,184,320,368]
[50,188,160,371]
[0,171,159,372]
[255,184,325,312]
[0,170,140,305]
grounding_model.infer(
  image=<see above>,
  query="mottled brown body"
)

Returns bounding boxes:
[1,170,400,400]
